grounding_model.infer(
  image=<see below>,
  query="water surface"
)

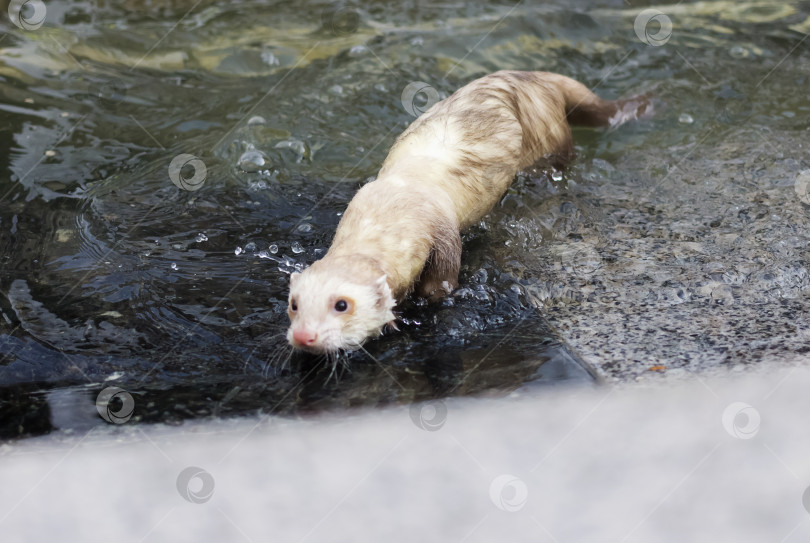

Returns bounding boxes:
[1,0,808,438]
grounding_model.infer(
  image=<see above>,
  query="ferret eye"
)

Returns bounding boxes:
[334,299,348,312]
[290,300,298,311]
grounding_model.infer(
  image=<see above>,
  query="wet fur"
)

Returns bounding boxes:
[288,70,649,352]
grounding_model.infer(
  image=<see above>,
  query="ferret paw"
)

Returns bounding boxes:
[417,280,456,302]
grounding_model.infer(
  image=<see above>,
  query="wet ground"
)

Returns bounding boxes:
[1,0,809,440]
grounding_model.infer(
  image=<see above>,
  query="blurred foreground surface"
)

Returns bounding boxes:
[2,367,809,542]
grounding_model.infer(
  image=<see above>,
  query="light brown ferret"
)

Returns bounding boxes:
[287,70,650,353]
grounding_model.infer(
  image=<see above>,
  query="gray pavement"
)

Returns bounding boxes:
[2,366,810,542]
[523,130,810,382]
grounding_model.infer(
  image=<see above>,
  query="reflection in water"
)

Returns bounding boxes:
[2,0,809,439]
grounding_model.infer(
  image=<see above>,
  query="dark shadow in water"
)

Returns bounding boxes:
[0,305,593,440]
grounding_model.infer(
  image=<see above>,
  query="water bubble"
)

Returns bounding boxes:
[454,287,473,299]
[234,246,243,256]
[795,170,810,205]
[248,180,269,191]
[551,170,563,182]
[268,244,278,254]
[678,113,694,124]
[297,223,312,233]
[257,250,271,259]
[274,139,310,162]
[170,263,178,270]
[474,287,491,302]
[729,45,748,59]
[195,233,208,243]
[291,242,304,254]
[244,242,257,252]
[238,149,268,173]
[349,45,367,55]
[261,50,279,66]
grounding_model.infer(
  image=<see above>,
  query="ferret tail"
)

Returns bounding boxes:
[548,73,652,129]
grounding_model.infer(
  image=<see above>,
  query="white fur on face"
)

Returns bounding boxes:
[286,269,395,353]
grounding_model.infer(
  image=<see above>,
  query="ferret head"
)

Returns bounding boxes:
[286,257,396,353]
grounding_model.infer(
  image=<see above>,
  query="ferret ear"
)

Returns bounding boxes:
[289,272,301,287]
[374,275,394,309]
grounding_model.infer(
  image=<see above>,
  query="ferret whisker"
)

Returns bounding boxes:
[326,354,338,383]
[270,349,287,376]
[340,351,352,375]
[257,331,287,343]
[312,352,337,383]
[324,348,353,384]
[279,348,294,372]
[383,320,400,334]
[328,350,344,383]
[269,344,286,365]
[262,350,278,378]
[263,344,293,377]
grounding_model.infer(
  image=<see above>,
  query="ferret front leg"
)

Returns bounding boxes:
[415,227,462,302]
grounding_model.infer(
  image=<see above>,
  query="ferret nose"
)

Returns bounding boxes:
[292,328,318,347]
